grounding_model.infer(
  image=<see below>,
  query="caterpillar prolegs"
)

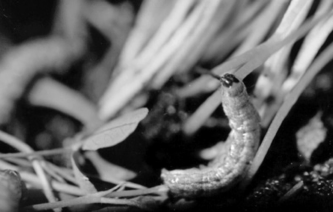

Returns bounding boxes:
[161,74,261,198]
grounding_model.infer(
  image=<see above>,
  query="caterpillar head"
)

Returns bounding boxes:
[220,74,244,97]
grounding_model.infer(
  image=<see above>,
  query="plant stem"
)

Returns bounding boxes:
[0,148,71,159]
[25,188,139,211]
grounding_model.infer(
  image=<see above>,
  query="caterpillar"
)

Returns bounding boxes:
[161,73,261,198]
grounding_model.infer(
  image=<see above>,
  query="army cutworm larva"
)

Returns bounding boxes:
[161,73,261,198]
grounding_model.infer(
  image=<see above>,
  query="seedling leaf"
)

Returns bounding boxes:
[29,77,102,129]
[82,108,148,151]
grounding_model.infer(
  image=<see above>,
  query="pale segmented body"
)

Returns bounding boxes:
[161,74,261,198]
